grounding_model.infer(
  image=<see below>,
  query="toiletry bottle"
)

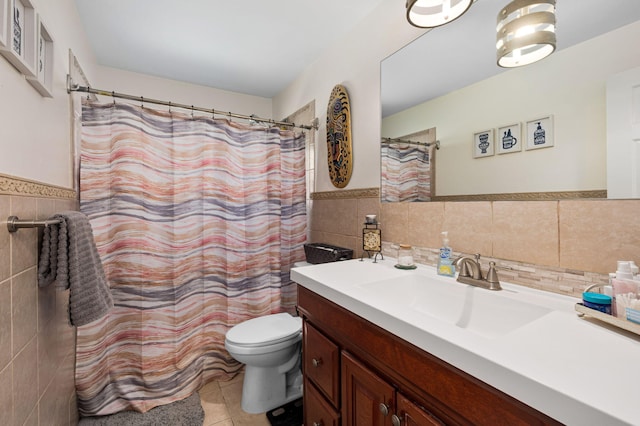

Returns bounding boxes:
[612,261,639,319]
[437,232,455,277]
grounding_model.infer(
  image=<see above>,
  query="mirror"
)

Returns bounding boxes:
[381,0,640,202]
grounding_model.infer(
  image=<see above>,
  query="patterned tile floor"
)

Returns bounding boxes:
[200,373,271,426]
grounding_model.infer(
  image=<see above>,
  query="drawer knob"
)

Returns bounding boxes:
[391,414,402,426]
[379,403,390,416]
[312,358,322,367]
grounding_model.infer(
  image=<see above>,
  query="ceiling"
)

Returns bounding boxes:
[381,0,640,117]
[75,0,387,99]
[76,1,640,109]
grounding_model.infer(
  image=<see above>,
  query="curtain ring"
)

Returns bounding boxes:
[140,96,144,109]
[191,105,194,119]
[112,91,116,105]
[168,101,172,113]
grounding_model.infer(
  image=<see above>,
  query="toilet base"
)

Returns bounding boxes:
[240,365,303,414]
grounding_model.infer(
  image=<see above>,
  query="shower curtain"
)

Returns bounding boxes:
[381,143,433,202]
[75,101,307,415]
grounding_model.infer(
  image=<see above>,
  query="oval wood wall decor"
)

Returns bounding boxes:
[326,84,353,188]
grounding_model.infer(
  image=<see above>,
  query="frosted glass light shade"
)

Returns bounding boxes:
[496,0,556,68]
[406,0,473,28]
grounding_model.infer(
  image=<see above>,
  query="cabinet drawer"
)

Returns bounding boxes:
[305,377,340,426]
[304,321,340,407]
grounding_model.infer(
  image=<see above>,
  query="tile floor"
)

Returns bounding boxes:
[199,373,271,426]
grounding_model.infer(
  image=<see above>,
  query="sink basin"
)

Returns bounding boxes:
[358,274,552,339]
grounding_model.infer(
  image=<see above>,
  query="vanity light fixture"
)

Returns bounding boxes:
[496,0,556,68]
[406,0,474,28]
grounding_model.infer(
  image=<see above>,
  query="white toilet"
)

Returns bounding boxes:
[225,312,303,414]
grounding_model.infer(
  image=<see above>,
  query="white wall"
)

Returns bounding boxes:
[93,66,272,119]
[273,0,425,192]
[274,1,640,196]
[0,0,96,188]
[0,1,273,189]
[382,21,640,196]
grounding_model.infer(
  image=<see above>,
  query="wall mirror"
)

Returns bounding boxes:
[381,0,640,202]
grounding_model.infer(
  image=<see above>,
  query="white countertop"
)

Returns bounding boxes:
[291,258,640,426]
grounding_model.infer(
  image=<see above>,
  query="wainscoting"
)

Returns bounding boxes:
[0,174,78,425]
[309,188,640,297]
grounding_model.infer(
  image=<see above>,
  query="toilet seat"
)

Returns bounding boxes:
[226,313,302,348]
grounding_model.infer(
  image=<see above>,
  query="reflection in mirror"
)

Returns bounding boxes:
[381,0,640,202]
[381,128,438,202]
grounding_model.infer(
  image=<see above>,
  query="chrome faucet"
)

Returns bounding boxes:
[453,253,502,291]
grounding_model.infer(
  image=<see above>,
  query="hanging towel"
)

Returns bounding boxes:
[38,211,113,326]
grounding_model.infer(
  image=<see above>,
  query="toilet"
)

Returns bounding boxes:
[225,312,303,414]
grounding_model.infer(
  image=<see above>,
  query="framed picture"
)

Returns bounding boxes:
[473,129,494,158]
[0,0,36,76]
[0,0,8,48]
[496,123,522,155]
[525,115,554,150]
[26,14,53,97]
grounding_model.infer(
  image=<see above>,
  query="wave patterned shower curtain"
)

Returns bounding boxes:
[76,101,307,415]
[381,143,432,202]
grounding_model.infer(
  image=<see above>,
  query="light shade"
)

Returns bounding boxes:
[496,0,556,68]
[406,0,474,28]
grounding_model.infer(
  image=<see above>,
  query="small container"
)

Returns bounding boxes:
[612,278,639,318]
[397,244,414,267]
[582,292,612,315]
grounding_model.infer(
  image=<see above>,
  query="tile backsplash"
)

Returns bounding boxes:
[0,175,78,425]
[309,189,640,297]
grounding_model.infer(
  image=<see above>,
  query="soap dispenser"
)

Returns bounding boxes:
[437,231,455,277]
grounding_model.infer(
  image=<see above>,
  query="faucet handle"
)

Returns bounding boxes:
[485,261,502,290]
[474,253,481,262]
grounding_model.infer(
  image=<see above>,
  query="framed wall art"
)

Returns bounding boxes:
[473,129,494,158]
[326,84,353,188]
[0,0,36,76]
[27,14,53,97]
[525,115,554,150]
[496,123,522,155]
[0,0,8,48]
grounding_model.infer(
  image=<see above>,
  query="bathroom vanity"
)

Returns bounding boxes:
[291,259,640,425]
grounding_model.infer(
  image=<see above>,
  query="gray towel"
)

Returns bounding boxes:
[38,211,113,327]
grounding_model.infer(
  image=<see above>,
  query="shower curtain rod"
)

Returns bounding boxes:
[381,137,440,149]
[67,79,319,131]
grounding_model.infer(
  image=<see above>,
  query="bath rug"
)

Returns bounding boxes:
[78,392,204,426]
[266,397,303,426]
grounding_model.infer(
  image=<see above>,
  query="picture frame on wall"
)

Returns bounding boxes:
[0,0,8,48]
[525,115,554,150]
[473,129,494,158]
[0,0,36,77]
[496,123,522,155]
[27,14,53,97]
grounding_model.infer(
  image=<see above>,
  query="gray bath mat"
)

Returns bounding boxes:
[78,392,204,426]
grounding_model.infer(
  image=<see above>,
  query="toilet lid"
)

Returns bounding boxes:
[226,313,302,347]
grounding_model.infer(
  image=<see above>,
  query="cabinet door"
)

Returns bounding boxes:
[304,321,341,407]
[396,393,443,426]
[342,351,395,426]
[305,377,341,426]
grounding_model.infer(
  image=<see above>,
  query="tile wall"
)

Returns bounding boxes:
[0,176,79,426]
[309,189,640,297]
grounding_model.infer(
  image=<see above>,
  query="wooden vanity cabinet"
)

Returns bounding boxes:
[297,285,562,426]
[342,350,442,426]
